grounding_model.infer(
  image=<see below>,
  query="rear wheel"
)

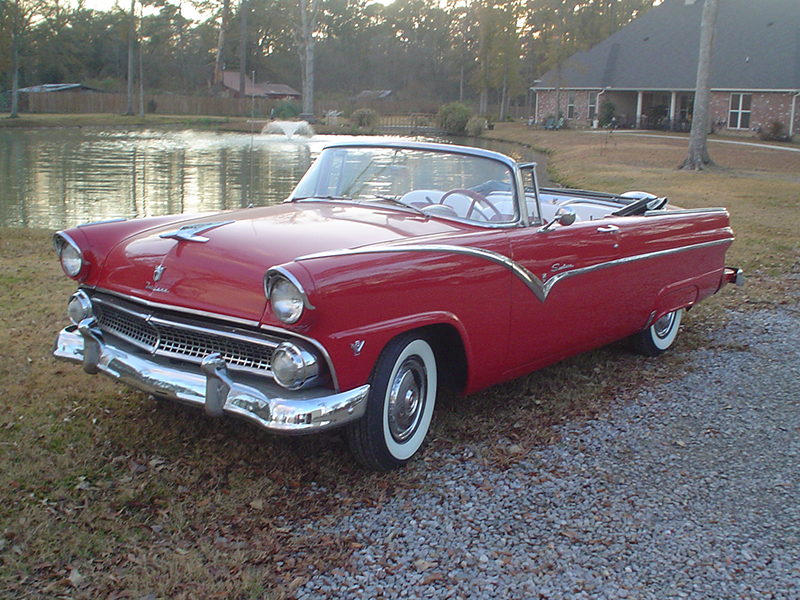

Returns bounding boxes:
[632,309,683,357]
[347,333,437,471]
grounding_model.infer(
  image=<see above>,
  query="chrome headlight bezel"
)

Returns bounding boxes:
[271,342,320,390]
[54,233,86,279]
[265,270,313,325]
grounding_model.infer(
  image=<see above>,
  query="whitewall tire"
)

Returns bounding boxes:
[348,333,437,470]
[633,309,683,357]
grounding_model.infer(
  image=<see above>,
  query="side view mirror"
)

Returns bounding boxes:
[539,207,577,232]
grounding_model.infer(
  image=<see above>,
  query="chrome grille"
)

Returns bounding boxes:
[92,295,278,375]
[94,302,158,351]
[157,323,273,371]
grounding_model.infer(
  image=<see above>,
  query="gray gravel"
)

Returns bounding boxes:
[297,307,800,600]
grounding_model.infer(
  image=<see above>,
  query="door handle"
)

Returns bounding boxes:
[597,225,620,233]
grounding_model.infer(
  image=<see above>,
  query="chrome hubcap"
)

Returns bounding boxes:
[653,312,675,339]
[387,356,426,443]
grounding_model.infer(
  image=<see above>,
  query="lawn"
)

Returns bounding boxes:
[1,122,797,599]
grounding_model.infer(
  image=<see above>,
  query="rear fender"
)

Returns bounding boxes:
[648,285,699,328]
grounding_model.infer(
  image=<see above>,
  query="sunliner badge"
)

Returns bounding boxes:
[52,141,743,471]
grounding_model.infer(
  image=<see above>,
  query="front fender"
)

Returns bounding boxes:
[324,310,473,392]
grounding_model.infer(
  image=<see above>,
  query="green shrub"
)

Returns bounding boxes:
[437,102,472,135]
[599,101,615,127]
[272,100,301,120]
[759,120,792,142]
[351,108,379,128]
[466,117,487,137]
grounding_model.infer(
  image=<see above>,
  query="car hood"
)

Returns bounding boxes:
[96,202,466,322]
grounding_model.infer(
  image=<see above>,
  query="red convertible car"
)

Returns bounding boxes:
[53,141,742,470]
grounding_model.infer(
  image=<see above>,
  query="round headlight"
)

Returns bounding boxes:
[271,342,319,390]
[270,277,304,324]
[67,291,93,325]
[55,235,85,278]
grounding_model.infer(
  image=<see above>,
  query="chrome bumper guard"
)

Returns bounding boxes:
[53,318,369,434]
[723,267,745,287]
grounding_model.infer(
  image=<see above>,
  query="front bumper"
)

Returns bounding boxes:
[53,319,369,434]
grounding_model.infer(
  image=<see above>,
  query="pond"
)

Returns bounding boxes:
[0,127,546,230]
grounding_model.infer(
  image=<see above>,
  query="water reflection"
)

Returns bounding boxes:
[0,128,543,230]
[1,129,336,229]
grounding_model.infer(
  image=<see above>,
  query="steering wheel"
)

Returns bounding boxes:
[439,189,502,221]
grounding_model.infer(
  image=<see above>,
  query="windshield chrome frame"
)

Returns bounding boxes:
[288,141,528,229]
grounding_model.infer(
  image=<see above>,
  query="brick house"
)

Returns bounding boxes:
[532,0,800,137]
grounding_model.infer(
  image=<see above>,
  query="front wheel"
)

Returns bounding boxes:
[632,309,683,357]
[347,333,437,471]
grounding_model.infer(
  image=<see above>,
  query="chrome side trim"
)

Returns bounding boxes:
[296,237,734,304]
[645,207,729,216]
[53,323,369,434]
[296,244,549,303]
[543,238,734,295]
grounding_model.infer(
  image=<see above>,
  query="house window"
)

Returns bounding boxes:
[729,93,752,129]
[568,92,576,119]
[588,91,598,120]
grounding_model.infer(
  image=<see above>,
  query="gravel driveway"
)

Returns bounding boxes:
[297,306,800,600]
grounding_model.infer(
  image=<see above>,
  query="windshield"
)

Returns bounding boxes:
[290,146,519,224]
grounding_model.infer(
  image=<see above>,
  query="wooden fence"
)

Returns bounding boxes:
[22,91,529,121]
[24,91,281,118]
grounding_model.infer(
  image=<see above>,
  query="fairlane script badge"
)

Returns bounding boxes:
[147,265,169,292]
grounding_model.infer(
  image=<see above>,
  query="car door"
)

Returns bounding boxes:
[503,217,640,378]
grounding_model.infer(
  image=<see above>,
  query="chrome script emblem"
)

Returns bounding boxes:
[153,265,166,281]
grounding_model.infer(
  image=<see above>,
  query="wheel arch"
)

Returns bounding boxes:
[420,322,469,394]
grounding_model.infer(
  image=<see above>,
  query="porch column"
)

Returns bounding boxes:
[636,91,644,128]
[669,92,677,130]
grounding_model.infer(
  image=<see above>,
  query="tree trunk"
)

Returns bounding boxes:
[299,0,316,116]
[214,0,230,85]
[138,1,144,118]
[479,86,488,117]
[681,0,720,170]
[499,70,508,121]
[239,0,247,97]
[125,0,135,115]
[9,0,20,118]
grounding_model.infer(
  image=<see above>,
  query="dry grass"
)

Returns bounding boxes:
[1,123,799,598]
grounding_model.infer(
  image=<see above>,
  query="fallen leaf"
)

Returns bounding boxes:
[249,499,264,510]
[68,568,84,588]
[127,460,147,474]
[288,576,307,590]
[413,559,438,571]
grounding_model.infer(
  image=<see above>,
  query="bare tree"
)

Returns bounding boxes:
[9,0,22,118]
[213,0,230,85]
[124,0,135,115]
[292,0,318,117]
[7,0,50,118]
[681,0,720,170]
[238,0,247,96]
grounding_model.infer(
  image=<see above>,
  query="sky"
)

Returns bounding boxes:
[78,0,394,22]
